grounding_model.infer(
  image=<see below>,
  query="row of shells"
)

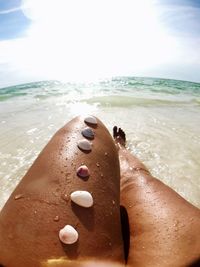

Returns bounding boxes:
[59,116,97,245]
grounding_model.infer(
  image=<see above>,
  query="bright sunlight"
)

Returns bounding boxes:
[18,0,178,82]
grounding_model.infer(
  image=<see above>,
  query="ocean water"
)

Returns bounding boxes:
[0,77,200,210]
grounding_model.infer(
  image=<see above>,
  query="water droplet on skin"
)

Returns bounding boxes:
[62,194,69,202]
[14,194,23,200]
[180,223,185,228]
[173,220,179,227]
[54,215,60,222]
[96,162,100,167]
[104,152,108,156]
[53,191,59,197]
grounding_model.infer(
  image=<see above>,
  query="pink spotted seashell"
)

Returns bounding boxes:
[77,165,90,178]
[59,225,78,244]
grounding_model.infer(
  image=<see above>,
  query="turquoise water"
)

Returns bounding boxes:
[1,77,200,103]
[0,77,200,209]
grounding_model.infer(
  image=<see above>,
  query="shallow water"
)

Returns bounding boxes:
[0,77,200,209]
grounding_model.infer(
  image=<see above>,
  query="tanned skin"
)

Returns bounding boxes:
[0,118,199,267]
[114,126,200,267]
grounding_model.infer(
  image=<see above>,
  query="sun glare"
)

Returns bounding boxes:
[19,0,178,82]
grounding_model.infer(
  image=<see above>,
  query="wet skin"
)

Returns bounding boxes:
[116,133,200,267]
[0,117,200,267]
[0,116,124,267]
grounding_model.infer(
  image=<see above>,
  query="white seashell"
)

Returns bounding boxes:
[77,165,90,178]
[81,127,94,139]
[70,191,93,208]
[59,225,78,244]
[77,139,92,151]
[84,116,97,125]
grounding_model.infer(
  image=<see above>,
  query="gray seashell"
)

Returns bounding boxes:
[81,127,94,140]
[84,116,97,125]
[78,139,92,151]
[77,165,90,178]
[70,191,93,208]
[59,225,78,244]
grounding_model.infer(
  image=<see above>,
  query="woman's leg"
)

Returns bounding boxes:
[114,127,200,267]
[0,117,124,267]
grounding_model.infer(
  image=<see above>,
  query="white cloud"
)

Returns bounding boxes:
[0,7,21,15]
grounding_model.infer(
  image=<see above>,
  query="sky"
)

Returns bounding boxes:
[0,0,200,88]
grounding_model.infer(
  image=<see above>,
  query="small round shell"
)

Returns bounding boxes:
[84,116,97,125]
[77,139,92,151]
[59,225,78,244]
[81,127,95,140]
[70,191,93,208]
[77,165,90,178]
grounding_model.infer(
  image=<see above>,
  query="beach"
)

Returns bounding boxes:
[0,77,200,210]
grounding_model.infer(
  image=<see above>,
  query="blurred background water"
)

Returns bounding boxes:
[0,76,200,209]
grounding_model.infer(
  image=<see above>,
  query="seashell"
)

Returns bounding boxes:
[59,225,78,244]
[84,116,97,125]
[70,191,93,208]
[77,165,90,178]
[77,139,92,151]
[81,127,94,139]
